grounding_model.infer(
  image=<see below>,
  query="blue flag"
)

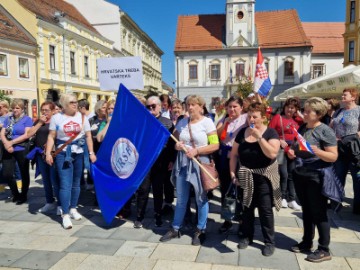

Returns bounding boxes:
[91,84,171,224]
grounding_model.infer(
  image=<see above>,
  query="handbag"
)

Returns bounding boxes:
[221,183,238,220]
[188,119,220,191]
[276,116,285,165]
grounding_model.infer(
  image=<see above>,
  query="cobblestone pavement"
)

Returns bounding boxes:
[0,169,359,270]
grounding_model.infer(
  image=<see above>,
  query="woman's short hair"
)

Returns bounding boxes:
[343,88,359,100]
[304,97,328,118]
[41,101,55,111]
[186,95,205,107]
[59,93,77,108]
[171,98,182,107]
[147,96,161,105]
[0,99,10,109]
[248,102,267,117]
[160,94,171,106]
[282,97,301,111]
[106,99,115,110]
[324,98,340,111]
[225,96,243,107]
[11,99,25,110]
[94,100,106,115]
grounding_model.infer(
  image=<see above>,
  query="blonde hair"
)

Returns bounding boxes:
[0,99,9,109]
[59,93,77,108]
[11,99,25,110]
[186,95,205,107]
[304,97,328,118]
[94,100,106,115]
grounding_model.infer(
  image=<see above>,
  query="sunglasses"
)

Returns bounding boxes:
[146,104,157,110]
[69,101,78,105]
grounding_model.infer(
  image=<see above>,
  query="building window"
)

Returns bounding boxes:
[19,58,29,78]
[264,62,269,74]
[349,41,355,62]
[0,54,8,76]
[311,64,325,79]
[70,51,76,75]
[49,45,56,70]
[284,60,294,77]
[235,63,245,78]
[210,64,220,80]
[84,56,89,77]
[189,65,198,80]
[350,0,356,23]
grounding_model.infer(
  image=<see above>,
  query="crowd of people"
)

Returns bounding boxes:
[0,89,359,263]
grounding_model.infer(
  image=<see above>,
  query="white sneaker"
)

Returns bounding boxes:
[69,208,82,220]
[38,203,57,213]
[288,200,301,211]
[56,206,63,216]
[281,199,288,208]
[62,214,73,229]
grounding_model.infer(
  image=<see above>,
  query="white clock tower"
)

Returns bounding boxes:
[226,0,256,47]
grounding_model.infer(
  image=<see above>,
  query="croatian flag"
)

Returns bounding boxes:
[292,127,314,154]
[253,47,272,97]
[92,84,171,224]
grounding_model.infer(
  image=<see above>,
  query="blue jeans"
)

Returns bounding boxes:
[172,167,209,230]
[334,158,360,210]
[55,152,84,214]
[37,154,60,205]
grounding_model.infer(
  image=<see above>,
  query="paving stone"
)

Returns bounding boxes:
[274,216,299,228]
[65,238,125,255]
[295,253,351,270]
[153,259,212,270]
[151,243,199,262]
[24,235,78,251]
[10,250,65,270]
[238,248,299,270]
[10,211,49,222]
[147,228,193,245]
[110,227,154,241]
[115,240,158,257]
[0,210,22,220]
[0,233,39,250]
[211,265,260,270]
[72,225,117,239]
[125,257,157,270]
[49,253,89,270]
[81,215,126,228]
[0,267,22,270]
[0,221,45,234]
[330,229,360,243]
[345,257,360,269]
[330,242,360,259]
[0,248,29,267]
[31,223,83,236]
[76,254,132,270]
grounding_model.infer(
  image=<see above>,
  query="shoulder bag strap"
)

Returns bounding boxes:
[279,116,285,140]
[188,118,196,149]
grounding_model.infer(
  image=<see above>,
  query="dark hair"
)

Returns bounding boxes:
[78,99,90,110]
[248,102,267,117]
[41,101,55,110]
[54,101,62,109]
[324,98,340,111]
[281,97,301,115]
[225,96,243,107]
[160,94,171,106]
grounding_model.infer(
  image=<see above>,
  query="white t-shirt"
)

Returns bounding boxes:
[176,117,216,150]
[50,112,90,153]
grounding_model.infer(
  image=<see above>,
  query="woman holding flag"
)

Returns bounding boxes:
[288,97,338,263]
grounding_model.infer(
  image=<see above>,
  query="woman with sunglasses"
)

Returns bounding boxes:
[45,94,96,229]
[27,102,60,214]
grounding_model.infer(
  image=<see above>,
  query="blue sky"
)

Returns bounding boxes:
[110,0,346,88]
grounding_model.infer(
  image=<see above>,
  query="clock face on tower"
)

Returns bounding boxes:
[237,11,244,20]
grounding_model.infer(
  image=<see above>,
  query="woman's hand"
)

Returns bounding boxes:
[287,149,296,159]
[3,140,13,150]
[39,114,47,124]
[175,141,186,151]
[279,139,288,149]
[249,126,262,140]
[186,147,198,159]
[6,146,14,153]
[90,154,97,163]
[46,154,53,166]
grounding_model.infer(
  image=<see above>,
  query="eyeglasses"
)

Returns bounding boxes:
[69,101,78,105]
[146,104,157,110]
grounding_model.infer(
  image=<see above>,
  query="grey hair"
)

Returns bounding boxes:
[94,100,106,115]
[59,93,77,108]
[147,96,161,105]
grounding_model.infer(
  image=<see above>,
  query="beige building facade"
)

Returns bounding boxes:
[344,0,360,66]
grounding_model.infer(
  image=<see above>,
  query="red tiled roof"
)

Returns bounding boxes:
[302,22,344,53]
[175,10,312,52]
[17,0,99,34]
[0,8,36,46]
[255,10,311,48]
[175,14,225,52]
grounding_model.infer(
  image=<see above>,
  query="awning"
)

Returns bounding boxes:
[274,65,358,101]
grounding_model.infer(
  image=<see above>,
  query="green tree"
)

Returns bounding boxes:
[0,91,11,104]
[235,77,253,98]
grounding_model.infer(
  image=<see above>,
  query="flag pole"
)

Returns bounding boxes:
[170,134,218,182]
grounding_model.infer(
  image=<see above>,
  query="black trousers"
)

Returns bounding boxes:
[2,149,30,199]
[293,167,330,251]
[136,168,170,219]
[241,174,275,245]
[279,156,297,201]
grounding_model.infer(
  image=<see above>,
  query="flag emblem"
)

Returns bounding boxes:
[111,138,139,179]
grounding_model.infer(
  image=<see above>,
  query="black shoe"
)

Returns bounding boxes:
[155,214,163,227]
[291,242,313,253]
[161,205,174,216]
[237,238,252,249]
[11,196,20,203]
[306,249,331,263]
[16,195,27,205]
[262,244,275,256]
[133,220,143,229]
[218,221,233,234]
[160,228,181,242]
[192,229,206,246]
